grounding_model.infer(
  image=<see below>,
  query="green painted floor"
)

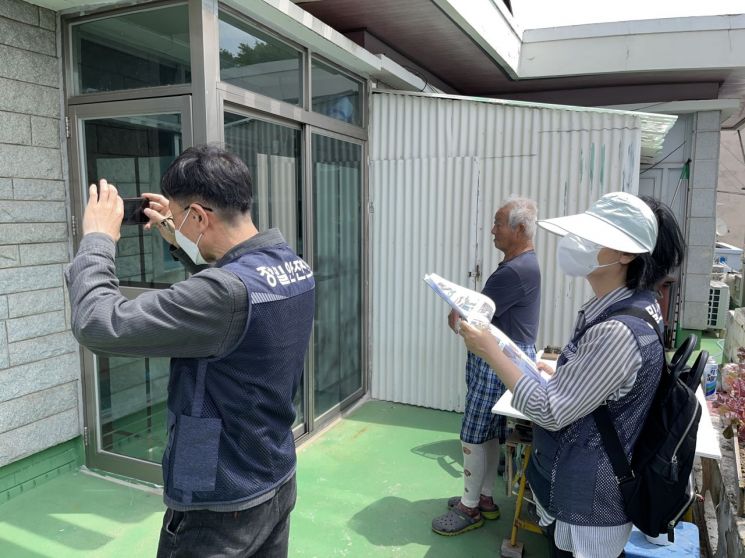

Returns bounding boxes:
[0,471,162,557]
[0,401,548,558]
[292,401,546,558]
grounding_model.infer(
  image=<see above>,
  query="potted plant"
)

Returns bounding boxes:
[716,347,745,516]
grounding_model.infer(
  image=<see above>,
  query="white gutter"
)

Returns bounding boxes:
[603,99,742,121]
[375,55,431,92]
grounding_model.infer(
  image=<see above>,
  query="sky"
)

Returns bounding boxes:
[513,0,745,29]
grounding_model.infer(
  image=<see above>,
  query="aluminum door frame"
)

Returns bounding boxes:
[68,95,193,483]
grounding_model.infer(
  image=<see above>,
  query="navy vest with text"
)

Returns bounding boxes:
[163,242,314,510]
[527,290,663,526]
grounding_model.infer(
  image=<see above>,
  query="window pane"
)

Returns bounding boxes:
[224,112,305,427]
[83,113,186,288]
[71,5,191,94]
[97,355,170,463]
[312,58,363,126]
[219,13,302,106]
[312,134,363,417]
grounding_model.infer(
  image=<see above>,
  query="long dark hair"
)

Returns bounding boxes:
[625,196,685,291]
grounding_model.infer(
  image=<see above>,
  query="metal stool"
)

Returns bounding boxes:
[502,424,542,558]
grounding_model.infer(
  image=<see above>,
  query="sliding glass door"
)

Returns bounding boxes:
[312,133,364,420]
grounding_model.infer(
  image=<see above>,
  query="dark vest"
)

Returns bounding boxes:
[527,290,663,526]
[163,242,315,510]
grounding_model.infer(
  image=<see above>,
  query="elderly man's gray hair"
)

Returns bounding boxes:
[502,197,538,239]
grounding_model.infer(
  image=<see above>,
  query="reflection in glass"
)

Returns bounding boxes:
[71,5,191,94]
[313,135,363,417]
[97,355,170,463]
[224,112,305,427]
[219,13,302,105]
[224,113,303,253]
[312,58,363,126]
[83,113,185,288]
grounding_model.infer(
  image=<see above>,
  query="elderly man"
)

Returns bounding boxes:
[432,197,541,536]
[66,145,314,557]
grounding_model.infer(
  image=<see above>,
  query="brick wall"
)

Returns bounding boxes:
[0,0,81,468]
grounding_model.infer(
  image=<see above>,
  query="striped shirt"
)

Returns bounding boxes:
[513,286,643,558]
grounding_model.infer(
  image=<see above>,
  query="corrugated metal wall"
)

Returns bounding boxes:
[370,91,662,411]
[370,157,479,410]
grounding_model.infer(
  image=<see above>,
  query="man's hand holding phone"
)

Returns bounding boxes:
[83,179,124,242]
[141,193,177,246]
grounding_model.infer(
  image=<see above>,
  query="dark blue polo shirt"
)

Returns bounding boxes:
[481,250,541,345]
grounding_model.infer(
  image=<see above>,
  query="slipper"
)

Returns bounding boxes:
[446,496,501,520]
[431,506,484,536]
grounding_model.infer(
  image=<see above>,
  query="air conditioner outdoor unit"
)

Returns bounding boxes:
[707,280,730,330]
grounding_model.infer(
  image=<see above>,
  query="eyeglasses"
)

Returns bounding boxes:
[173,203,214,228]
[175,203,214,221]
[183,203,213,213]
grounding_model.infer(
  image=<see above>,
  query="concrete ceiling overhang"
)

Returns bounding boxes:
[299,0,745,126]
[295,0,521,93]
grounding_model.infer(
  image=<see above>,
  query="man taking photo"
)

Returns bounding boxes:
[66,145,315,557]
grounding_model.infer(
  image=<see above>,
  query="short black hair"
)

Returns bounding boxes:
[626,196,685,291]
[161,145,253,216]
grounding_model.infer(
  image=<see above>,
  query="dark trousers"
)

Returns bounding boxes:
[156,475,296,558]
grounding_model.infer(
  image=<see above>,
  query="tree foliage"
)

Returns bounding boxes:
[220,41,294,68]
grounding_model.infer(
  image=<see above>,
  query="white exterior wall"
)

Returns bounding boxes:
[369,91,656,411]
[636,111,722,332]
[684,111,721,330]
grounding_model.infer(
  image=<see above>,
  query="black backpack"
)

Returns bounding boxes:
[592,307,708,542]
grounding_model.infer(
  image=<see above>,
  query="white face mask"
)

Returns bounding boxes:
[175,207,208,266]
[557,234,619,277]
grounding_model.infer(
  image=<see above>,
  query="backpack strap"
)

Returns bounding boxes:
[607,306,662,344]
[613,307,700,383]
[592,306,662,488]
[593,405,636,487]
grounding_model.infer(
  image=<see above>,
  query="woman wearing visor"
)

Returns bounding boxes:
[457,192,685,558]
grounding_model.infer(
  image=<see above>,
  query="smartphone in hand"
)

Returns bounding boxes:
[94,182,150,225]
[122,198,150,225]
